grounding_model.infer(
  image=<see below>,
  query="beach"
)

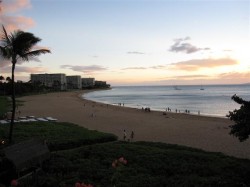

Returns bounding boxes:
[19,90,250,159]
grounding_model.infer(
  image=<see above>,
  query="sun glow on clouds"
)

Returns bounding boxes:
[170,58,238,71]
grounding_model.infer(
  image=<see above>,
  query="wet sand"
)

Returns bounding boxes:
[19,90,250,159]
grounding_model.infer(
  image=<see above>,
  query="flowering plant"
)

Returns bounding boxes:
[111,157,128,186]
[10,179,18,187]
[75,182,93,187]
[112,157,128,168]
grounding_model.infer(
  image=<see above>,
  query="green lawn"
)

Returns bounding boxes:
[0,122,117,151]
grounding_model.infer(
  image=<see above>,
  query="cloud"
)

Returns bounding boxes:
[171,58,238,71]
[15,66,48,73]
[122,65,168,71]
[90,55,99,58]
[127,51,145,55]
[61,65,108,73]
[150,65,167,70]
[0,57,10,68]
[172,74,210,80]
[169,37,210,54]
[218,71,250,80]
[1,16,35,31]
[223,49,233,52]
[153,71,250,85]
[0,0,35,32]
[1,0,31,13]
[0,64,48,75]
[122,67,147,70]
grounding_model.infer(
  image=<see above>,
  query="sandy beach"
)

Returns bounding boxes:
[19,90,250,159]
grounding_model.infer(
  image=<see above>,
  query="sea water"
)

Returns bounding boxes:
[83,84,250,117]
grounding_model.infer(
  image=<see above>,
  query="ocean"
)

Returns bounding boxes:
[83,84,250,117]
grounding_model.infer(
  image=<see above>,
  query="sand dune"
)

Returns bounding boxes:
[19,90,250,159]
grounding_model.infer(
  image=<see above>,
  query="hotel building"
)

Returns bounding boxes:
[66,75,82,89]
[30,73,67,90]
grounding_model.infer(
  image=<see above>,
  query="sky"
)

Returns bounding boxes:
[0,0,250,86]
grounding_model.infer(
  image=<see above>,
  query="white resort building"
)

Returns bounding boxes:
[30,73,67,90]
[82,78,95,88]
[66,75,82,89]
[30,74,109,90]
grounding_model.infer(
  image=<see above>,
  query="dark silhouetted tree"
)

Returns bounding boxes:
[0,75,4,83]
[5,77,11,83]
[0,25,50,143]
[227,94,250,141]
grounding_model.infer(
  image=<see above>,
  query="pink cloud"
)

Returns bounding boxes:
[171,58,238,71]
[0,65,48,74]
[157,71,250,85]
[1,15,35,31]
[0,0,35,32]
[1,0,31,13]
[15,66,48,73]
[218,72,250,80]
[61,65,108,73]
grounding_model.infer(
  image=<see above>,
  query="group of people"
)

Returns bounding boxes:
[123,130,134,142]
[118,103,125,106]
[166,107,193,114]
[142,107,151,112]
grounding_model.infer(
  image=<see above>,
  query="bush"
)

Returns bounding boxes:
[39,141,250,187]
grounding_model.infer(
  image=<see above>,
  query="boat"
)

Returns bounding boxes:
[200,85,204,90]
[173,86,181,90]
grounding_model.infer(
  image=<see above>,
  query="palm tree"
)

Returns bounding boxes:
[0,25,50,143]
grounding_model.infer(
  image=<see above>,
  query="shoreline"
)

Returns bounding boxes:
[19,90,250,159]
[83,89,228,119]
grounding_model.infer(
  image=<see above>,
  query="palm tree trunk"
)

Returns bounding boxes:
[9,57,16,143]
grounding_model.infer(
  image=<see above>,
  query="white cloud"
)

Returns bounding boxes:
[169,37,210,54]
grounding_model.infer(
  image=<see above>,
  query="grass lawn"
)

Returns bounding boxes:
[0,122,117,151]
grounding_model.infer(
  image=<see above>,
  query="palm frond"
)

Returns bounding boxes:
[0,46,11,59]
[19,49,51,61]
[12,32,31,53]
[13,32,41,55]
[1,25,11,45]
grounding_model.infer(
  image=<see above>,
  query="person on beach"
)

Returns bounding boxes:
[130,131,134,141]
[123,129,127,141]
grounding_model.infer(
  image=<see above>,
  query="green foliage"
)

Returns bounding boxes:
[0,81,49,96]
[0,122,117,151]
[39,141,250,187]
[227,94,250,141]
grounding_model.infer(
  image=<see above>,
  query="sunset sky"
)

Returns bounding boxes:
[0,0,249,85]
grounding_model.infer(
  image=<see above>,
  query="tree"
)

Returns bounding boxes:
[5,76,11,83]
[0,75,4,83]
[227,94,250,142]
[0,25,50,143]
